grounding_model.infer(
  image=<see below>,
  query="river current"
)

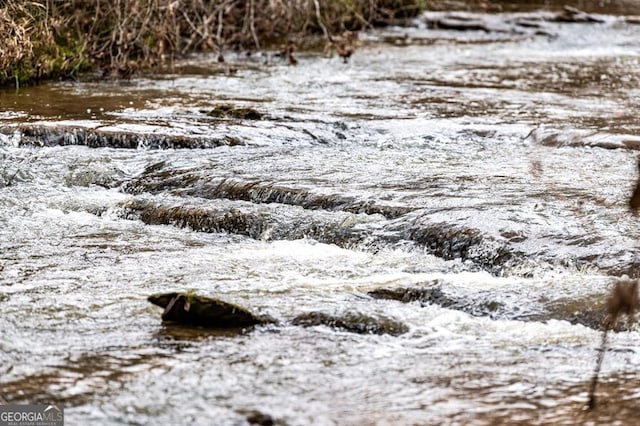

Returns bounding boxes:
[2,8,640,425]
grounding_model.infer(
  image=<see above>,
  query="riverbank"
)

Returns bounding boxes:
[4,1,639,88]
[0,0,425,87]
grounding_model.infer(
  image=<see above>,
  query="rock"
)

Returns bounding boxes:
[148,292,273,328]
[5,125,243,149]
[626,16,640,25]
[554,6,605,23]
[368,285,618,330]
[368,284,503,317]
[291,311,408,336]
[535,297,609,330]
[201,104,263,120]
[427,16,494,33]
[245,410,275,426]
[629,157,640,212]
[369,285,454,305]
[404,221,515,272]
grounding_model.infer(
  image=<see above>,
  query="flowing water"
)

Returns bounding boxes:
[2,7,640,425]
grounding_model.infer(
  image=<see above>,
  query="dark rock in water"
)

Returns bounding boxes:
[148,292,272,328]
[245,410,275,426]
[118,198,376,250]
[408,224,481,260]
[404,221,515,272]
[155,324,250,340]
[291,311,408,336]
[629,157,640,212]
[553,6,605,23]
[201,104,263,120]
[149,293,409,335]
[526,297,610,330]
[123,163,413,219]
[6,125,244,149]
[426,15,497,33]
[369,285,452,305]
[368,284,503,317]
[121,199,264,236]
[369,284,618,331]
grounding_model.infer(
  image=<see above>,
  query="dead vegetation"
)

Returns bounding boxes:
[588,174,640,410]
[0,0,422,86]
[588,277,638,410]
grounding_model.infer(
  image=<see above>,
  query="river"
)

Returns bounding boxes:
[2,7,640,426]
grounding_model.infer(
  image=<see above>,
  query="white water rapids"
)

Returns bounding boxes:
[2,10,640,425]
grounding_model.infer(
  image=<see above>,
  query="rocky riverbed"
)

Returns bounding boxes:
[2,7,640,425]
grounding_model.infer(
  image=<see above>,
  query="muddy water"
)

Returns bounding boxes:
[2,8,640,425]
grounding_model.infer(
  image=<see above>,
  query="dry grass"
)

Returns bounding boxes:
[0,0,422,86]
[0,1,89,86]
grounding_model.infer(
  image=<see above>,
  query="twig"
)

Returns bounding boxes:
[587,324,610,410]
[340,0,373,31]
[588,278,638,410]
[313,0,330,41]
[216,5,224,60]
[249,0,260,50]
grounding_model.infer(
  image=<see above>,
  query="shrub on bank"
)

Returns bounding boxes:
[0,0,423,87]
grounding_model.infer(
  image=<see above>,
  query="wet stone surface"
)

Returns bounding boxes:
[291,311,409,336]
[368,283,613,329]
[148,292,274,329]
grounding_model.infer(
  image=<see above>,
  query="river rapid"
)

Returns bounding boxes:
[2,6,640,425]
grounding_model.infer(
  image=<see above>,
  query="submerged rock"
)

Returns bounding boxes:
[405,221,515,272]
[148,292,407,335]
[426,14,502,33]
[291,311,408,336]
[245,410,275,426]
[123,165,412,219]
[533,297,609,330]
[201,104,263,120]
[6,125,244,149]
[553,6,605,23]
[369,284,452,304]
[118,197,379,249]
[369,284,504,317]
[148,292,273,328]
[121,199,264,236]
[368,284,619,330]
